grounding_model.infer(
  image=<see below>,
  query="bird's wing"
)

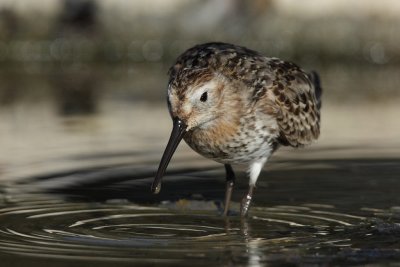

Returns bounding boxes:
[257,59,321,147]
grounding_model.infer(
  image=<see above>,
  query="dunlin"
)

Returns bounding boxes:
[152,42,322,217]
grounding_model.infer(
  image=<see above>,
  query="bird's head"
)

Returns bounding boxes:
[167,74,226,131]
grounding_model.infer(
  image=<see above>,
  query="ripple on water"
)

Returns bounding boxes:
[0,197,400,265]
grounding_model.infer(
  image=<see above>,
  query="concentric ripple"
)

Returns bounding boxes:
[0,196,399,265]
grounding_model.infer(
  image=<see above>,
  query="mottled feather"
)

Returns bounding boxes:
[168,42,322,149]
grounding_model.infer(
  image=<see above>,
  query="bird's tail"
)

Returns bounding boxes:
[309,71,322,110]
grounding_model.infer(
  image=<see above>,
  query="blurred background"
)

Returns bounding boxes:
[1,3,400,265]
[0,0,399,180]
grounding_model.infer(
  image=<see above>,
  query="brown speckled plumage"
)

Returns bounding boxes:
[153,42,322,216]
[169,42,321,149]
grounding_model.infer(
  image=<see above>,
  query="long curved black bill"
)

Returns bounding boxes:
[151,118,187,194]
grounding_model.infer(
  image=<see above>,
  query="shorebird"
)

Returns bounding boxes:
[151,42,322,217]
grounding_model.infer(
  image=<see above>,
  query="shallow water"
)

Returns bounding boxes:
[1,152,400,266]
[0,68,400,266]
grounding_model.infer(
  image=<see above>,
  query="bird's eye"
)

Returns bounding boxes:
[200,92,208,102]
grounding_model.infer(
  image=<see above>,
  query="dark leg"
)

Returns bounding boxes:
[223,164,235,216]
[240,185,255,217]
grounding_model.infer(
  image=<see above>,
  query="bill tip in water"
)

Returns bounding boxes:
[151,183,161,194]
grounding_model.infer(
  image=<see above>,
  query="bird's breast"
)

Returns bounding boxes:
[183,114,278,164]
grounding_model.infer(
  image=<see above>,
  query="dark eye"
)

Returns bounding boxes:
[200,92,208,102]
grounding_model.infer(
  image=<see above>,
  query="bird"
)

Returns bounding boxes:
[151,42,322,217]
